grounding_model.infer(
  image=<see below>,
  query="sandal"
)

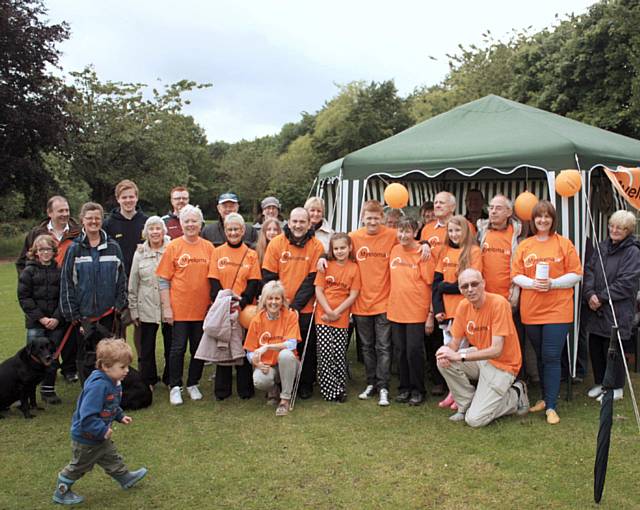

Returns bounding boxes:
[276,400,290,417]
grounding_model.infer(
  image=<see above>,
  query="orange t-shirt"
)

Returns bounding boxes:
[387,244,435,323]
[450,292,522,375]
[208,243,261,296]
[481,225,515,299]
[512,233,582,325]
[262,234,324,313]
[243,308,301,366]
[314,260,361,328]
[436,244,483,319]
[155,237,214,321]
[420,221,447,261]
[349,225,398,316]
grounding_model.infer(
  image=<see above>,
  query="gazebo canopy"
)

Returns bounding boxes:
[318,95,640,180]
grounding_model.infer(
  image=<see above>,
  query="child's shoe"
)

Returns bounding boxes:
[52,474,84,505]
[112,467,148,489]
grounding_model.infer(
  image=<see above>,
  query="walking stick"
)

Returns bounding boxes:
[290,302,317,411]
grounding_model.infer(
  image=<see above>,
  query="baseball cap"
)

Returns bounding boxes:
[261,196,281,210]
[218,192,239,204]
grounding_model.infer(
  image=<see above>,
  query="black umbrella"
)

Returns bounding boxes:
[593,326,619,504]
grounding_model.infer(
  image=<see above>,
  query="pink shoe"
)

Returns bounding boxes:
[438,392,455,408]
[450,401,458,411]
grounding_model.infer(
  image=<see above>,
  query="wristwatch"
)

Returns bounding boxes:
[460,350,467,362]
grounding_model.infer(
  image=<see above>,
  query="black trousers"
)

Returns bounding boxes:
[169,321,204,388]
[214,358,254,399]
[392,322,426,395]
[589,333,625,389]
[425,325,445,387]
[297,312,318,393]
[140,322,172,386]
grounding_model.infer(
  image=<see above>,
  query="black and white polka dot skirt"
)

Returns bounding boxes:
[315,324,349,401]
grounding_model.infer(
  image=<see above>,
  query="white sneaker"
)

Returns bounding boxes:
[587,385,603,398]
[378,388,390,407]
[169,386,183,406]
[596,388,624,403]
[358,385,376,400]
[187,385,203,401]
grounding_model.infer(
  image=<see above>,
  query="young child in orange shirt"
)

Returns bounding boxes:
[314,234,361,402]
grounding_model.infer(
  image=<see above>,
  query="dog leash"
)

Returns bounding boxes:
[54,308,115,359]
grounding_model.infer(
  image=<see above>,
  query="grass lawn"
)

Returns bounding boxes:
[0,261,639,509]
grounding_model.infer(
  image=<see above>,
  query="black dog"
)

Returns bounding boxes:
[0,337,55,419]
[121,365,153,410]
[78,321,152,410]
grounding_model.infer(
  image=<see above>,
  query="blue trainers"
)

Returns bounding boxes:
[112,468,148,489]
[52,474,84,505]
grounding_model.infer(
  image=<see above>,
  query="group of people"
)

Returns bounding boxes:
[15,183,640,429]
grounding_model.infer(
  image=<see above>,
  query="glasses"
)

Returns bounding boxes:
[172,195,189,201]
[459,281,482,291]
[608,224,628,232]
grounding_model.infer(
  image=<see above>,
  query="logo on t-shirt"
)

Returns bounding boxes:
[428,235,441,247]
[217,257,242,270]
[440,256,457,269]
[482,242,510,255]
[177,253,208,268]
[356,246,387,261]
[259,331,283,345]
[390,256,416,270]
[524,253,561,268]
[325,275,335,284]
[279,251,308,264]
[466,320,489,335]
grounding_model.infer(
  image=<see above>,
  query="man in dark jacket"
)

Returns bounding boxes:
[16,195,81,275]
[16,195,81,382]
[162,186,190,239]
[102,179,148,276]
[202,192,258,248]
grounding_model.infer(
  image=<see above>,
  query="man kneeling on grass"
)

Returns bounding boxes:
[436,269,529,427]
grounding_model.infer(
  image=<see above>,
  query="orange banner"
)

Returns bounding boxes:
[604,166,640,209]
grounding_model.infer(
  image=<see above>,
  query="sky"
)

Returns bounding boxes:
[46,0,596,144]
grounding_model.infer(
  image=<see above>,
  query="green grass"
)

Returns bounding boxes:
[0,261,639,509]
[0,233,23,259]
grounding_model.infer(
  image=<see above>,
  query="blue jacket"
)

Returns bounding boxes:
[70,369,125,445]
[60,230,127,321]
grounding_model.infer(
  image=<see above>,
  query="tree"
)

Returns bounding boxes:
[61,67,213,214]
[312,81,413,163]
[0,0,74,217]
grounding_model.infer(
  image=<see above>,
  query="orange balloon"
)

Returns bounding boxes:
[514,191,539,221]
[556,170,582,197]
[383,183,409,209]
[239,304,258,329]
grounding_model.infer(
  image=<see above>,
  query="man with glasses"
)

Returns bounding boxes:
[163,186,191,239]
[436,268,529,427]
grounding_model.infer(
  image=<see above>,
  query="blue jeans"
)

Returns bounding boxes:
[353,313,391,390]
[525,323,570,410]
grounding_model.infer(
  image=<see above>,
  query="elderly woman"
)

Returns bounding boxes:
[156,205,214,406]
[305,196,334,253]
[244,280,301,416]
[60,202,127,383]
[512,200,582,425]
[208,213,261,400]
[583,210,640,402]
[128,216,172,389]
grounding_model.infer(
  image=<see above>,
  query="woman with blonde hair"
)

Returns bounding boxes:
[243,280,301,416]
[255,217,282,265]
[432,214,482,409]
[305,196,334,252]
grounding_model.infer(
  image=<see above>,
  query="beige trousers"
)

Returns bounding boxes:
[439,359,518,428]
[253,349,300,400]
